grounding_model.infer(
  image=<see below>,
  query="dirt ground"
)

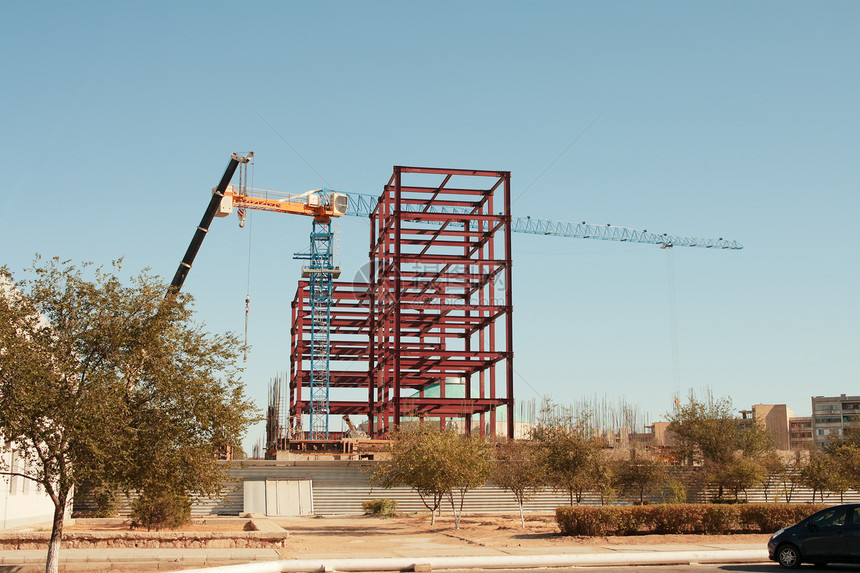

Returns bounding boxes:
[64,513,772,557]
[273,514,769,554]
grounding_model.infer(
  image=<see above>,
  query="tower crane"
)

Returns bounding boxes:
[170,153,743,442]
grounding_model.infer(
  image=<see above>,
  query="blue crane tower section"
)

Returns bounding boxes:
[293,217,340,440]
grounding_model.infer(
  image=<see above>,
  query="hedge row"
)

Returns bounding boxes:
[555,503,829,536]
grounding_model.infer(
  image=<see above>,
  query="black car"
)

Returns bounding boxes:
[768,503,860,568]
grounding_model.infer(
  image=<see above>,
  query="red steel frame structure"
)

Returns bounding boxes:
[287,281,371,442]
[368,166,514,439]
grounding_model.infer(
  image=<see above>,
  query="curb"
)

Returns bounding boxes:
[174,550,771,573]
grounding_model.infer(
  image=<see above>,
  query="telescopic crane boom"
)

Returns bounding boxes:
[168,152,253,295]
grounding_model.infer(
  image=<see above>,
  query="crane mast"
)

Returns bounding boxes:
[293,218,339,440]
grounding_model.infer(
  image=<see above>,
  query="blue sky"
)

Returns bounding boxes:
[2,2,858,446]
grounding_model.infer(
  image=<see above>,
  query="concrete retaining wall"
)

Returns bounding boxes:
[72,459,860,517]
[0,530,289,550]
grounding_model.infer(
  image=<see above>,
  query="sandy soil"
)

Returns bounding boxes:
[65,513,771,557]
[66,514,769,558]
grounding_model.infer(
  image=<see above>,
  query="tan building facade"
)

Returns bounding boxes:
[752,404,792,450]
[789,416,813,450]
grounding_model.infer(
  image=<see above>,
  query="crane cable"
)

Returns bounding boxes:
[666,249,681,411]
[238,156,254,362]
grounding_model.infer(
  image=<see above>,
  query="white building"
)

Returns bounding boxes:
[1,436,58,529]
[1,277,67,529]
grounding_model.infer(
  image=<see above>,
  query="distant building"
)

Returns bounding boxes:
[647,421,678,448]
[740,404,793,450]
[812,394,860,449]
[789,416,813,450]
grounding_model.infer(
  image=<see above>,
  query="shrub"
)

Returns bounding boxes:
[93,487,121,518]
[130,489,192,531]
[740,503,827,533]
[557,506,605,536]
[650,503,706,533]
[556,505,648,536]
[611,505,648,535]
[556,503,828,536]
[362,498,398,515]
[701,504,739,534]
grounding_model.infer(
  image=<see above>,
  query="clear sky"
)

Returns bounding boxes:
[2,2,858,448]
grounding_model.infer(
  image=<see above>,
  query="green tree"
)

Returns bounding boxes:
[590,455,615,506]
[0,258,257,573]
[757,451,784,503]
[823,425,860,497]
[799,453,840,503]
[614,449,669,504]
[445,433,493,528]
[370,427,492,528]
[493,439,544,527]
[776,450,807,503]
[370,427,446,524]
[706,456,763,502]
[667,391,774,501]
[530,400,600,505]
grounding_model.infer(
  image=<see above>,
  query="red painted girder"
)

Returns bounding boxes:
[396,227,497,238]
[394,197,491,209]
[385,212,503,224]
[395,166,509,178]
[381,186,493,197]
[326,402,373,415]
[372,349,505,360]
[373,397,508,415]
[395,254,505,265]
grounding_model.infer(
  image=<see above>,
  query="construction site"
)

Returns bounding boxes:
[171,152,743,462]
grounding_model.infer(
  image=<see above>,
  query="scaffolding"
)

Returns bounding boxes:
[368,166,514,438]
